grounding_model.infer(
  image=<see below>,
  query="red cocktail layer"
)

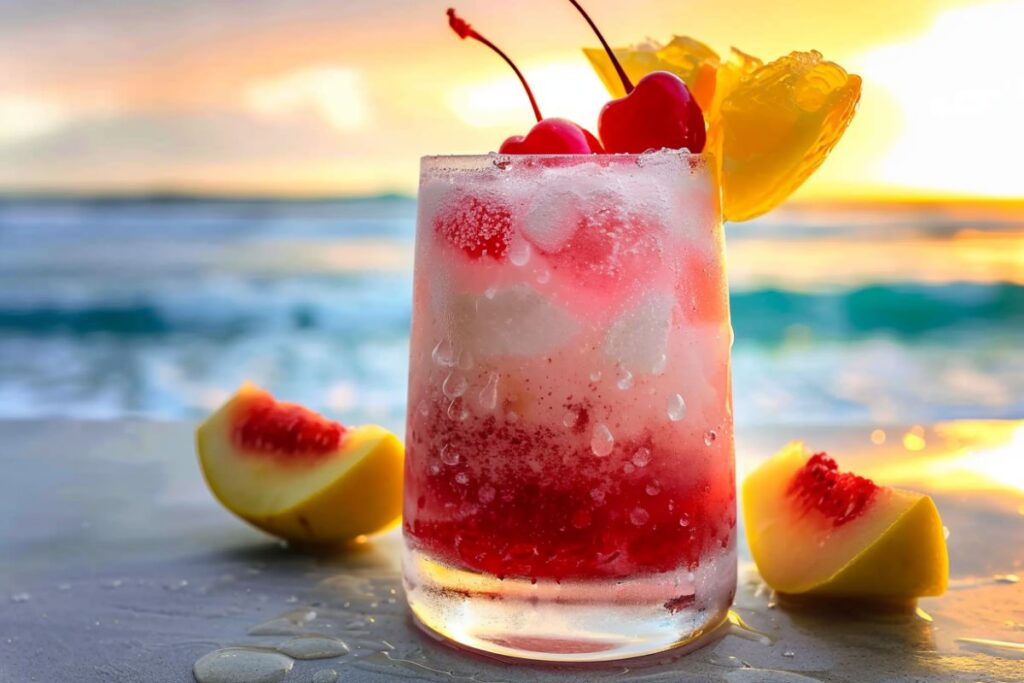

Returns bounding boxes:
[404,413,735,581]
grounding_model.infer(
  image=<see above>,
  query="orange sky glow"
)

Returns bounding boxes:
[1,0,1022,200]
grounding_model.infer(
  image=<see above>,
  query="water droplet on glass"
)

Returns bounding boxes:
[679,513,691,527]
[477,484,496,504]
[416,400,429,417]
[442,372,467,399]
[455,472,470,485]
[616,369,634,390]
[630,507,651,526]
[446,399,468,421]
[476,372,499,412]
[484,286,497,299]
[506,410,520,424]
[652,353,668,374]
[509,239,531,266]
[457,351,475,371]
[589,370,602,382]
[590,488,606,503]
[562,409,579,429]
[591,423,614,457]
[431,339,456,367]
[440,445,460,466]
[667,394,687,421]
[429,464,440,475]
[632,447,652,468]
[703,430,717,446]
[623,463,635,474]
[537,270,551,284]
[646,483,661,496]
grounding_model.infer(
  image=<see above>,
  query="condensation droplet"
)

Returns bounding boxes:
[484,287,497,300]
[478,484,496,504]
[455,472,470,485]
[703,430,717,446]
[632,447,652,468]
[652,353,668,374]
[667,394,687,421]
[679,513,691,527]
[440,444,460,466]
[431,339,456,367]
[616,369,634,390]
[623,463,635,474]
[477,372,499,411]
[416,400,429,417]
[630,507,651,526]
[646,483,661,496]
[442,372,467,399]
[509,239,531,266]
[589,370,602,382]
[457,351,475,371]
[591,423,614,457]
[562,409,579,429]
[506,410,519,424]
[590,488,606,503]
[536,270,551,284]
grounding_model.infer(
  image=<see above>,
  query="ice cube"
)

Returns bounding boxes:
[451,285,580,358]
[602,292,673,374]
[517,189,583,253]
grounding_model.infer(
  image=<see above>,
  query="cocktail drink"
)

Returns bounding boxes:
[402,151,736,660]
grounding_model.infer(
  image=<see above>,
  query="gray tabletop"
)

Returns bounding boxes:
[1,419,1022,682]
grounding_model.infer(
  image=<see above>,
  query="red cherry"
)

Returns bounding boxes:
[566,0,706,153]
[599,72,706,153]
[448,9,601,154]
[499,118,603,154]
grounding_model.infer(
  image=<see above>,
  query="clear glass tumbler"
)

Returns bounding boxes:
[402,151,736,662]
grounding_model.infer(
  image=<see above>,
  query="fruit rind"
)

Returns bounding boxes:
[196,384,404,544]
[743,442,948,599]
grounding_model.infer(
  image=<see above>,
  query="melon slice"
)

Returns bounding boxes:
[196,383,403,544]
[743,442,948,599]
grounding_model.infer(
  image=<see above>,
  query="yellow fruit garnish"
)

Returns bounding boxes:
[718,51,861,221]
[585,42,860,221]
[743,442,948,599]
[584,36,719,112]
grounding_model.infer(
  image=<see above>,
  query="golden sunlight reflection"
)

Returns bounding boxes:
[246,66,369,132]
[856,0,1024,197]
[873,421,1024,495]
[448,61,608,132]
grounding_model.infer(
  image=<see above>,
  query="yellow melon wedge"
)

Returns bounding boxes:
[743,442,948,599]
[196,383,404,544]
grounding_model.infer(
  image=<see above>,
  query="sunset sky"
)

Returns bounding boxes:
[1,0,1022,199]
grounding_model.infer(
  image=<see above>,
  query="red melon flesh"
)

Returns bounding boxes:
[743,442,948,598]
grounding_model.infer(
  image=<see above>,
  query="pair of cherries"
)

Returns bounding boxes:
[447,1,706,155]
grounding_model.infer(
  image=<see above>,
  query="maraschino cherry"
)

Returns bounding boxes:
[447,8,602,154]
[567,0,706,154]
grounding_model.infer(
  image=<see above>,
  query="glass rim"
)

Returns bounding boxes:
[422,150,709,163]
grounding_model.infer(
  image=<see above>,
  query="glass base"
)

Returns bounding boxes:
[403,545,735,663]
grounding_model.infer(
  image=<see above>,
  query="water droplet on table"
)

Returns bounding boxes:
[275,635,349,660]
[248,608,318,636]
[193,648,293,683]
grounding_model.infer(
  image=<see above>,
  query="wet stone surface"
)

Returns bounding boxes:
[0,419,1021,682]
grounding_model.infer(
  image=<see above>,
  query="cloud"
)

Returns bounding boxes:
[245,66,370,132]
[0,96,69,144]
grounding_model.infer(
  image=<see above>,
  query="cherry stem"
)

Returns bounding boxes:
[447,8,543,122]
[566,0,633,94]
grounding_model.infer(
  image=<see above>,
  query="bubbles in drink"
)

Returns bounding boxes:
[667,394,687,421]
[591,423,614,457]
